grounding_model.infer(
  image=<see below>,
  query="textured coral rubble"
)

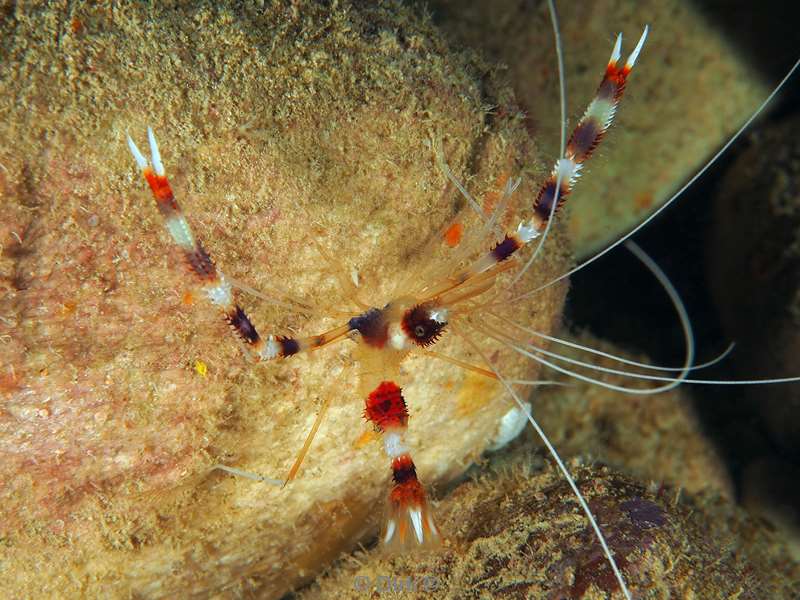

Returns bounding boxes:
[530,332,733,498]
[301,458,799,599]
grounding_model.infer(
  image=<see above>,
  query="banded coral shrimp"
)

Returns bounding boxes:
[1,1,799,599]
[126,14,650,588]
[126,5,800,597]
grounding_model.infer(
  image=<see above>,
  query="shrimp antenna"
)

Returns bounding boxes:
[490,311,734,373]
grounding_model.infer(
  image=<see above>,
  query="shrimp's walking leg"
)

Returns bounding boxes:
[212,391,336,487]
[364,381,439,548]
[212,465,283,486]
[282,392,335,486]
[126,128,351,361]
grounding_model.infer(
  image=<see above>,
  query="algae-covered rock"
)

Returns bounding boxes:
[300,453,798,599]
[0,2,570,598]
[430,0,771,257]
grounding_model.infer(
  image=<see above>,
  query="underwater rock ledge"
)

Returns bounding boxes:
[0,1,568,598]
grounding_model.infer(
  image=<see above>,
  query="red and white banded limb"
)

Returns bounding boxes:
[127,128,350,362]
[458,26,650,284]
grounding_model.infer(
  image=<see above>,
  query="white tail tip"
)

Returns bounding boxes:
[382,503,440,551]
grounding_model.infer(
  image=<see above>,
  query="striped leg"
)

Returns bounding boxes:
[531,26,649,228]
[456,26,650,280]
[364,381,439,548]
[127,128,349,361]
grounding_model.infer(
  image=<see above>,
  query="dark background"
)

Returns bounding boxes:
[561,0,800,495]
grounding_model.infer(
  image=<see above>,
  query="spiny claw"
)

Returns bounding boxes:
[610,32,622,65]
[609,25,649,70]
[147,126,164,176]
[626,25,649,69]
[126,127,165,176]
[126,133,148,171]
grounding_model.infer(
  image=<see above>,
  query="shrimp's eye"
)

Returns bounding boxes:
[401,304,446,347]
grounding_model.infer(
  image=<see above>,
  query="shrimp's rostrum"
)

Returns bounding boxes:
[127,29,648,582]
